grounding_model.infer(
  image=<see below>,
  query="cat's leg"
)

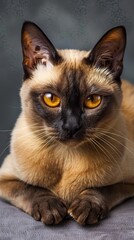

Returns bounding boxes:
[68,183,134,225]
[0,176,67,225]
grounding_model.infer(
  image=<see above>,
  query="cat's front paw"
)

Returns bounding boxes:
[31,190,67,225]
[68,189,108,225]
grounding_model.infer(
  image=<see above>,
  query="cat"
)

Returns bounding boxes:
[0,21,134,225]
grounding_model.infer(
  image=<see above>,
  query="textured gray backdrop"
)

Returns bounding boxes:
[0,0,134,164]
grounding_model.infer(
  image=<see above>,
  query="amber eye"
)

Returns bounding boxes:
[84,95,102,109]
[43,93,61,107]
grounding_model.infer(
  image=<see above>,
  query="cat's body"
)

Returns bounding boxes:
[0,23,134,225]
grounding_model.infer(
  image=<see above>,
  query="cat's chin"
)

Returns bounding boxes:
[58,138,86,148]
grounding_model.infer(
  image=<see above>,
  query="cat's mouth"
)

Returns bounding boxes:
[57,131,87,147]
[56,128,98,147]
[43,126,96,148]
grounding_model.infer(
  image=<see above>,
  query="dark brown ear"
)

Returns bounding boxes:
[21,21,61,79]
[85,26,126,80]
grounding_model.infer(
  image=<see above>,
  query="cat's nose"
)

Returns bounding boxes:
[62,119,82,137]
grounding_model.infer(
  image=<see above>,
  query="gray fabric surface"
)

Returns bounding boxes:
[0,198,134,240]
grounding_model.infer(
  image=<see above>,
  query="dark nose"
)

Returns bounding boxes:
[62,117,82,137]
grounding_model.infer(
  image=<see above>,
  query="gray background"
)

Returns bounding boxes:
[0,0,134,164]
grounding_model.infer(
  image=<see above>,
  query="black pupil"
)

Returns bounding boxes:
[50,94,54,101]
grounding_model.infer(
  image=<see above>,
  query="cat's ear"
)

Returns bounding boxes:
[85,26,126,79]
[21,21,61,78]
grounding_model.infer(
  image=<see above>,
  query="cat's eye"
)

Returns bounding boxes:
[43,93,61,108]
[84,95,102,109]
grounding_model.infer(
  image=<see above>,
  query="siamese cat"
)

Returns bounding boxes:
[0,21,134,225]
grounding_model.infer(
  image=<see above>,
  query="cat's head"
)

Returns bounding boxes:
[20,21,126,146]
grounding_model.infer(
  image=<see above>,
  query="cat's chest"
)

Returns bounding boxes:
[52,150,120,203]
[18,146,120,203]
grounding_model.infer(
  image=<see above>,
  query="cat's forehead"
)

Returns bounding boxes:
[25,49,117,94]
